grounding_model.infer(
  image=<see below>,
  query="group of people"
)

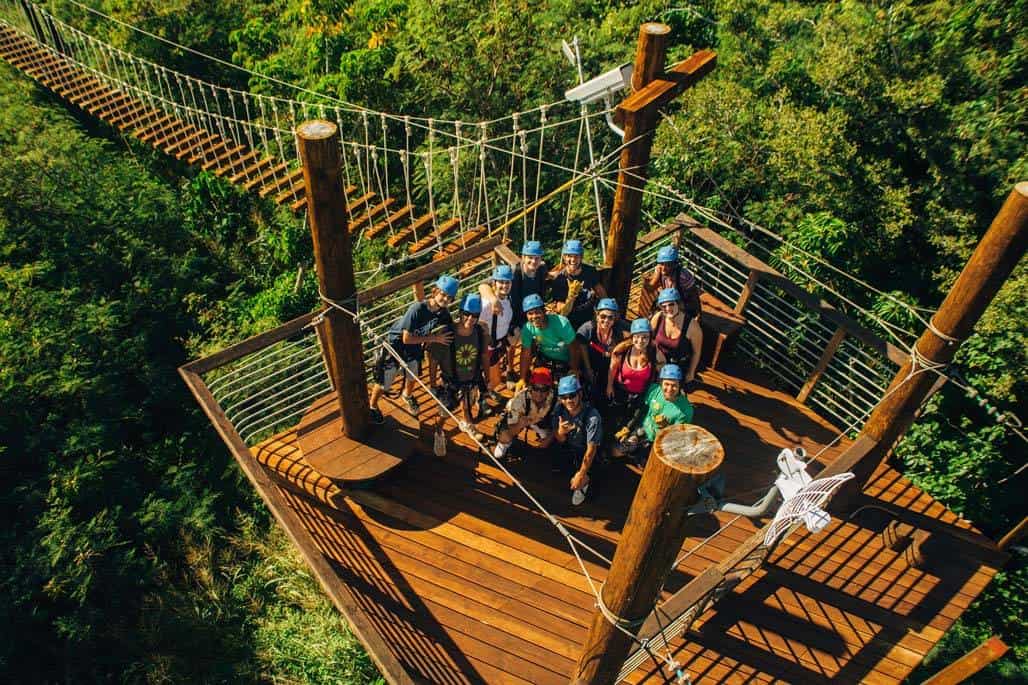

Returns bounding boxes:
[368,239,705,505]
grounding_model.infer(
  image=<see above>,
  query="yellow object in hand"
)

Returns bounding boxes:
[615,426,630,441]
[654,414,668,428]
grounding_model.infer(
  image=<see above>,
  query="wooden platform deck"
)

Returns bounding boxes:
[247,358,1000,684]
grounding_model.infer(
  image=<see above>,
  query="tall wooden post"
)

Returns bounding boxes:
[843,182,1028,488]
[297,120,369,439]
[572,424,723,684]
[604,23,669,307]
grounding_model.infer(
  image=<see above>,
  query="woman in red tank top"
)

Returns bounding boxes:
[606,318,656,422]
[650,288,703,383]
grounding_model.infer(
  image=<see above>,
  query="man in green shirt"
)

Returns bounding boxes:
[613,363,695,463]
[518,293,583,383]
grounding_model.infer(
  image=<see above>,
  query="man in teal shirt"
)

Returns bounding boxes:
[519,293,583,383]
[613,363,694,463]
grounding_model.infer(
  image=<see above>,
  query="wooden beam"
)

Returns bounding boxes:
[922,636,1008,685]
[613,50,717,126]
[604,24,676,309]
[297,119,369,440]
[797,325,847,403]
[997,516,1028,551]
[573,424,723,684]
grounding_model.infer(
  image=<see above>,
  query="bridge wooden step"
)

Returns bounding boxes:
[113,107,161,130]
[97,97,143,121]
[89,92,134,116]
[75,86,119,109]
[216,149,261,177]
[244,162,289,191]
[348,197,394,233]
[201,144,246,172]
[154,123,199,149]
[133,114,174,139]
[26,57,70,80]
[260,167,304,199]
[140,118,185,144]
[433,226,488,260]
[104,102,149,127]
[168,130,215,157]
[161,128,205,154]
[409,217,461,254]
[229,156,276,184]
[366,204,413,240]
[272,177,306,204]
[189,138,230,164]
[344,191,376,216]
[387,212,434,248]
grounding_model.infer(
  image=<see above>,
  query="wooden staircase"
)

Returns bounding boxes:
[0,24,497,259]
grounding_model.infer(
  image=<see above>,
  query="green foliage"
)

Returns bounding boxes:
[2,0,1026,681]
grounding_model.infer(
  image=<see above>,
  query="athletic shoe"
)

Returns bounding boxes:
[369,408,385,425]
[493,443,510,460]
[572,484,589,506]
[403,394,419,414]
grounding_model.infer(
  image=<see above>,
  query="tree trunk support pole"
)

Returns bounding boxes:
[297,120,369,439]
[603,23,669,307]
[571,424,723,684]
[842,182,1028,491]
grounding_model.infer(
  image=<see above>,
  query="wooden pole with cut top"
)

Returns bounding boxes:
[297,120,370,439]
[604,24,717,308]
[833,182,1028,492]
[571,424,723,684]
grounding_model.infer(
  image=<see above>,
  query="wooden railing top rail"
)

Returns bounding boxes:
[181,236,505,376]
[643,213,909,366]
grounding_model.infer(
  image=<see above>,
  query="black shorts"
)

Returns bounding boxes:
[373,347,422,391]
[487,337,509,366]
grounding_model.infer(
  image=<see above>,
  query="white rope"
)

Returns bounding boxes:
[530,105,547,239]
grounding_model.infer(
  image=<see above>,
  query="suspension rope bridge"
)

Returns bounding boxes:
[0,0,625,271]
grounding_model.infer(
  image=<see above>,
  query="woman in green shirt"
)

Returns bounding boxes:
[612,363,694,464]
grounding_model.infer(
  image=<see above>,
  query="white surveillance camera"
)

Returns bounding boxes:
[564,62,634,104]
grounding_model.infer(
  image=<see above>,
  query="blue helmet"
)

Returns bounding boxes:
[522,293,545,312]
[434,275,460,299]
[659,363,683,382]
[595,297,619,313]
[521,240,543,257]
[630,318,651,335]
[657,287,681,305]
[656,245,678,263]
[557,375,581,396]
[460,293,482,315]
[562,239,584,256]
[492,264,514,281]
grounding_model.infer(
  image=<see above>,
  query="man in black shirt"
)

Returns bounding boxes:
[550,239,607,329]
[369,275,459,424]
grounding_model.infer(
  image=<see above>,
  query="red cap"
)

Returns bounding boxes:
[529,367,553,386]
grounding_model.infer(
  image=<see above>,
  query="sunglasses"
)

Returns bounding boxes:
[530,385,549,393]
[559,393,579,400]
[597,313,615,320]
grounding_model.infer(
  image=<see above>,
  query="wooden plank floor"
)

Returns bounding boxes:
[249,358,1000,684]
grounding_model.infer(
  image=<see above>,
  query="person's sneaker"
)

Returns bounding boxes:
[368,408,385,425]
[403,394,419,414]
[492,442,510,460]
[572,484,589,506]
